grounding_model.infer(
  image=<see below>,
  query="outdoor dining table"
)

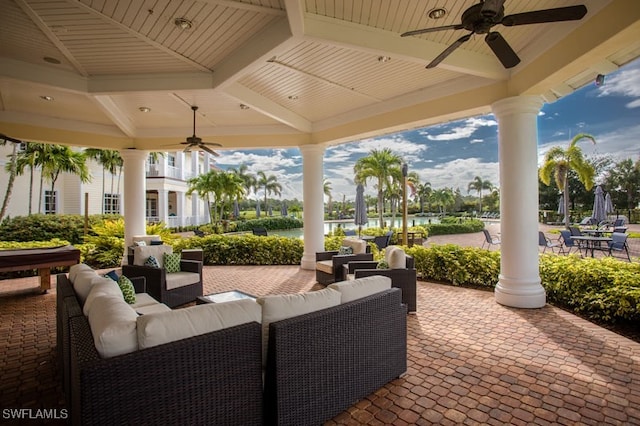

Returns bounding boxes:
[570,235,612,257]
[581,229,611,237]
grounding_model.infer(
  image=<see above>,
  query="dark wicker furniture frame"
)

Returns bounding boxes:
[343,255,417,313]
[122,258,203,308]
[315,246,373,285]
[57,273,263,426]
[263,288,407,426]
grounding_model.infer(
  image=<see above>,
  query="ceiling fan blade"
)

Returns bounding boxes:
[199,144,220,157]
[426,33,472,69]
[401,24,464,37]
[481,0,505,18]
[501,5,587,27]
[183,144,192,153]
[485,32,520,68]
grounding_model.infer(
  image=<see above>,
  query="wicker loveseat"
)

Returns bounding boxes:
[315,238,373,284]
[56,267,263,426]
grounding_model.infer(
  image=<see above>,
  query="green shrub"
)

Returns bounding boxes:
[172,234,303,265]
[234,217,303,232]
[0,238,71,249]
[426,219,485,236]
[0,214,119,244]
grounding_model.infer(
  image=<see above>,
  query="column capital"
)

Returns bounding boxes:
[491,95,544,118]
[119,148,148,161]
[299,144,325,156]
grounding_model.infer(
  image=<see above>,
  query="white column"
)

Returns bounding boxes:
[191,151,200,225]
[492,96,546,308]
[300,145,325,270]
[121,149,148,248]
[176,191,186,227]
[157,189,168,224]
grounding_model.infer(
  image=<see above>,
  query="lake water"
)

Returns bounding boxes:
[270,216,443,239]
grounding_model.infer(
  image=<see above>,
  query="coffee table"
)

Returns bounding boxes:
[196,289,257,305]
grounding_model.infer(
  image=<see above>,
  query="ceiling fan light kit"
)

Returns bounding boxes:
[402,1,588,69]
[180,106,221,156]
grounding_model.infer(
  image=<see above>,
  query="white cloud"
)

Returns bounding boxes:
[626,99,640,108]
[597,67,640,99]
[419,158,499,191]
[469,139,483,144]
[423,116,497,141]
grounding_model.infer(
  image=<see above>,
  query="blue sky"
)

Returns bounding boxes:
[215,57,640,202]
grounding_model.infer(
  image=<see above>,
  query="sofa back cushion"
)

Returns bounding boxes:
[386,246,407,269]
[136,299,261,349]
[87,295,139,358]
[329,275,392,303]
[342,238,367,254]
[68,263,93,283]
[73,269,101,304]
[82,277,123,316]
[257,288,341,364]
[133,245,173,268]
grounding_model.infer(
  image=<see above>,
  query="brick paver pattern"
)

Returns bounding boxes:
[1,227,639,425]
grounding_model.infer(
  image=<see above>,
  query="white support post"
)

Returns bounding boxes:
[300,145,325,270]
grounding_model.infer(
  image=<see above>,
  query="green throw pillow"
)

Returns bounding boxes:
[118,275,136,304]
[338,246,353,255]
[164,252,181,273]
[377,260,389,269]
[144,255,160,268]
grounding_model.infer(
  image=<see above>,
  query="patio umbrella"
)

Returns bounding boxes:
[592,185,606,224]
[255,201,261,218]
[233,200,240,218]
[605,192,614,215]
[281,202,288,216]
[354,184,368,237]
[268,205,273,216]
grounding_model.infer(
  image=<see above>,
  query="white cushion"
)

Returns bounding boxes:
[135,303,171,316]
[87,295,138,358]
[342,238,367,254]
[315,260,334,274]
[133,245,173,268]
[137,299,261,349]
[73,269,101,304]
[384,246,397,265]
[165,271,200,290]
[82,277,123,316]
[257,288,341,364]
[132,235,161,246]
[68,263,92,283]
[329,275,392,303]
[131,293,161,309]
[388,247,407,269]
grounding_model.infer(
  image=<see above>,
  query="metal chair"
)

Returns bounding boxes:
[559,230,580,255]
[608,232,630,261]
[481,229,500,250]
[538,231,560,253]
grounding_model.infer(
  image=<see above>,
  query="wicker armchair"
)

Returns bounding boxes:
[122,246,203,308]
[343,253,417,313]
[315,238,372,285]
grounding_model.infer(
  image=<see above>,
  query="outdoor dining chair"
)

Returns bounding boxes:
[538,231,560,254]
[608,232,631,261]
[559,230,580,255]
[481,229,500,250]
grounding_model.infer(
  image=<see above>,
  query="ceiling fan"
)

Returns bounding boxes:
[179,105,221,156]
[401,1,587,69]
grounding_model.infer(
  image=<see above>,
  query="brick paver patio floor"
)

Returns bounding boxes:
[1,229,639,424]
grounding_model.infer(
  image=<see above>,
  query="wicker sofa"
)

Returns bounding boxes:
[56,267,263,426]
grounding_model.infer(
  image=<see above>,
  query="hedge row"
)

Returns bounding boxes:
[0,214,121,244]
[234,217,303,232]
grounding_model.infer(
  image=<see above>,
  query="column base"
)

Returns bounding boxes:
[494,274,546,308]
[300,253,316,270]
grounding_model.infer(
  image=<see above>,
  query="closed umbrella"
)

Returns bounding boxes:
[255,202,261,218]
[354,184,368,237]
[268,205,273,216]
[233,200,240,218]
[592,185,606,224]
[281,202,288,217]
[605,192,614,215]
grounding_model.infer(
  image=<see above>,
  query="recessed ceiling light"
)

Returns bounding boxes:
[138,107,151,113]
[40,95,54,101]
[43,56,61,64]
[378,56,391,63]
[174,17,193,30]
[288,95,298,100]
[239,104,250,110]
[428,8,447,19]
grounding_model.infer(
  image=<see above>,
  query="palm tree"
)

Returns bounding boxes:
[354,148,403,228]
[467,176,493,215]
[85,149,122,213]
[605,158,640,209]
[218,172,245,220]
[539,133,596,228]
[0,136,20,222]
[14,142,44,215]
[415,182,432,214]
[257,171,282,214]
[39,145,91,213]
[432,188,455,216]
[187,171,216,224]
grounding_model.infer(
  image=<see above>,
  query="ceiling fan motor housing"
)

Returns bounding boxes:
[462,3,504,33]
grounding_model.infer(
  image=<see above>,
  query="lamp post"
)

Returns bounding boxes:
[402,163,408,246]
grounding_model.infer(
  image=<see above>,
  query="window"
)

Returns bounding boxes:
[168,154,176,167]
[104,194,120,214]
[147,156,158,166]
[146,198,158,218]
[44,190,57,214]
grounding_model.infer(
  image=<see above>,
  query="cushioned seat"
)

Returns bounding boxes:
[315,238,373,285]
